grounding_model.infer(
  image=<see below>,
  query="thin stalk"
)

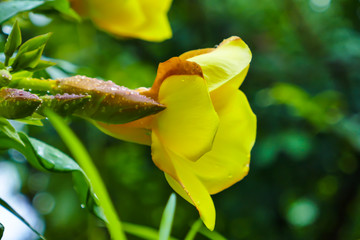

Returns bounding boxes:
[8,77,57,92]
[184,219,202,240]
[4,57,9,67]
[46,111,127,240]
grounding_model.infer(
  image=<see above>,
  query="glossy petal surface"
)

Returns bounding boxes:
[88,0,145,31]
[151,133,216,230]
[193,89,256,194]
[155,74,219,161]
[95,117,153,145]
[187,37,252,91]
[85,0,172,41]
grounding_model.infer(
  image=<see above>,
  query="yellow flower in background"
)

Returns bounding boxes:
[96,37,256,230]
[70,0,172,42]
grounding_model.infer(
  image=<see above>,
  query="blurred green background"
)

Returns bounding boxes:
[1,0,360,239]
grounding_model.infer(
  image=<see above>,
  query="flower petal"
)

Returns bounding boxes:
[94,116,153,145]
[85,0,172,41]
[155,74,219,161]
[185,36,252,92]
[165,172,216,231]
[144,57,204,100]
[151,132,216,230]
[87,0,146,33]
[133,0,172,42]
[184,87,256,194]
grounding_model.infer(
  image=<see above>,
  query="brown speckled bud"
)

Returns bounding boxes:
[37,93,91,116]
[0,88,42,119]
[54,76,165,123]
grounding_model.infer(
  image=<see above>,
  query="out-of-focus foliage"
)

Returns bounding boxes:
[0,0,360,239]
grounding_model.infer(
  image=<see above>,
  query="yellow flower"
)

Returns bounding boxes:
[70,0,172,42]
[96,37,256,230]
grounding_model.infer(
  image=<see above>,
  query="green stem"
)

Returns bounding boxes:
[4,56,9,67]
[8,77,57,92]
[46,111,127,240]
[184,219,202,240]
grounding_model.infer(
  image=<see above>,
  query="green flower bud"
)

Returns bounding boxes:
[0,70,12,87]
[0,88,42,119]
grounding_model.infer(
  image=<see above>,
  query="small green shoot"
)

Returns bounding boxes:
[159,193,177,240]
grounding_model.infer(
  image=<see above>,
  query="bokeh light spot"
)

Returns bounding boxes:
[309,0,331,12]
[33,192,56,215]
[287,198,319,227]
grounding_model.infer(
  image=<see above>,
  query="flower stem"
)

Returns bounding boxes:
[8,77,57,92]
[46,111,127,240]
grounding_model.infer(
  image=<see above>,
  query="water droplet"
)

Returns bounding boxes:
[80,204,85,208]
[227,174,233,179]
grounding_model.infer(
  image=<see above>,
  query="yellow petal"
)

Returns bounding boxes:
[85,0,172,42]
[186,36,252,91]
[94,116,153,145]
[155,74,219,161]
[139,0,172,12]
[143,57,204,100]
[189,88,256,194]
[129,12,172,42]
[151,132,216,230]
[87,0,146,32]
[132,0,172,42]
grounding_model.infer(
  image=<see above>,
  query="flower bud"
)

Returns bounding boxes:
[0,88,41,119]
[55,76,165,123]
[37,93,91,116]
[0,70,12,87]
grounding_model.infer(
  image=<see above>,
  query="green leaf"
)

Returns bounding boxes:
[11,32,51,72]
[0,129,103,228]
[16,32,52,57]
[159,193,176,240]
[28,59,56,72]
[0,1,45,24]
[12,46,44,71]
[0,118,24,146]
[11,70,33,80]
[184,219,202,240]
[4,21,22,66]
[0,198,45,240]
[46,111,127,240]
[43,0,81,21]
[15,117,44,126]
[0,222,4,239]
[28,137,83,172]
